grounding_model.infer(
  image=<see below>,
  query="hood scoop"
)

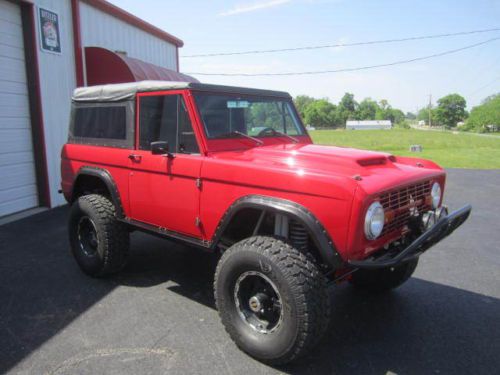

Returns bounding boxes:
[357,155,396,167]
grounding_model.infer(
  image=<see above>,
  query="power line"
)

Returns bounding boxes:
[186,37,500,77]
[469,76,500,97]
[183,27,500,58]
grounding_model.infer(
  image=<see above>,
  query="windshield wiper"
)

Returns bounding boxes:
[271,129,299,143]
[227,131,264,146]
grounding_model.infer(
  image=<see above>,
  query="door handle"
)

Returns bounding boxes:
[128,154,142,162]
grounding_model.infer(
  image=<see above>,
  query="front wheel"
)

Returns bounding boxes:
[214,236,330,365]
[349,258,419,292]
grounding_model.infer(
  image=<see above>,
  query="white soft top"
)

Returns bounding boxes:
[72,80,291,102]
[72,81,191,102]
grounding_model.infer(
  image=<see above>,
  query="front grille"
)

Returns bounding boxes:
[379,180,432,236]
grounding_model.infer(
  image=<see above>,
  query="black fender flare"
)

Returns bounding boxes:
[210,195,344,269]
[72,166,125,219]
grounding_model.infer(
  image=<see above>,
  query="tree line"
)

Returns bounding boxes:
[294,93,407,129]
[294,92,499,132]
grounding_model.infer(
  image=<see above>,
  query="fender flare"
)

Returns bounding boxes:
[72,166,125,219]
[211,195,343,269]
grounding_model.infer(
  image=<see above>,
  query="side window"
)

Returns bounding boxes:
[139,95,199,154]
[69,104,132,148]
[139,95,177,150]
[74,106,127,139]
[178,98,199,154]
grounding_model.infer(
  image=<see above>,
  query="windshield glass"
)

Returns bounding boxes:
[194,93,306,139]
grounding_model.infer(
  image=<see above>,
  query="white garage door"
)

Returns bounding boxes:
[0,0,38,217]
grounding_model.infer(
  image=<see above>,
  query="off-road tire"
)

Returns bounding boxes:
[349,258,419,292]
[69,194,129,277]
[214,236,330,365]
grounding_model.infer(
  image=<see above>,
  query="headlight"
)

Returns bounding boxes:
[364,202,385,240]
[431,182,442,208]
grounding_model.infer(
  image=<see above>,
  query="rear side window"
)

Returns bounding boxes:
[69,102,134,148]
[73,107,126,139]
[139,94,199,154]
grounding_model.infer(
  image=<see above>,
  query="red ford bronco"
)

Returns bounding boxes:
[61,81,471,364]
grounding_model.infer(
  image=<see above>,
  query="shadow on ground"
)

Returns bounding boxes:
[1,194,499,373]
[120,231,500,374]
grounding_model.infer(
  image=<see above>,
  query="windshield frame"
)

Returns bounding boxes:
[192,90,310,150]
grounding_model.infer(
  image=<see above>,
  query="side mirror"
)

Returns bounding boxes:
[151,141,168,155]
[151,141,175,158]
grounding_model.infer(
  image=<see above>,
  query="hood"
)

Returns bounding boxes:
[203,143,444,199]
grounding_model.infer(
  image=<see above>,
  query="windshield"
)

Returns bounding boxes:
[194,93,306,139]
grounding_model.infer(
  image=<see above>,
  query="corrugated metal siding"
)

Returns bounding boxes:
[79,2,178,71]
[35,0,77,207]
[0,0,38,216]
[3,0,180,211]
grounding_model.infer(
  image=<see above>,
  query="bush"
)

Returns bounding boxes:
[394,120,411,129]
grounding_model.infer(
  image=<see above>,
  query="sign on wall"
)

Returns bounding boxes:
[38,8,61,54]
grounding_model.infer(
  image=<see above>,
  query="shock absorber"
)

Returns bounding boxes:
[289,220,309,251]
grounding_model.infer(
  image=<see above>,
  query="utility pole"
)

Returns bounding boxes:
[428,94,432,127]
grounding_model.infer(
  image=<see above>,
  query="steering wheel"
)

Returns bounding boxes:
[257,127,277,137]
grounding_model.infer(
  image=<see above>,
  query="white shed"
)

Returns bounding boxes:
[346,120,392,130]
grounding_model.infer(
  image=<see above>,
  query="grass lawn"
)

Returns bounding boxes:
[310,129,500,169]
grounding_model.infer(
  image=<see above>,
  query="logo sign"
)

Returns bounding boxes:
[39,8,61,54]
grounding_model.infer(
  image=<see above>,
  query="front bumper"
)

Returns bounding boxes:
[348,204,472,269]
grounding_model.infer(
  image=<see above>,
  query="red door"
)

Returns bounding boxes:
[128,91,203,238]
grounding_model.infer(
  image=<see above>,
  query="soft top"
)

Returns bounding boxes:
[72,80,291,103]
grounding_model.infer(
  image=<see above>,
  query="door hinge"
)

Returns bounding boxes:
[195,217,201,227]
[196,178,202,189]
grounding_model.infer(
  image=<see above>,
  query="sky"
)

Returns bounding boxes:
[108,0,500,112]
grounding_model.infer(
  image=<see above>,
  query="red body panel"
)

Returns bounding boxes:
[61,88,445,262]
[128,152,202,237]
[61,145,133,215]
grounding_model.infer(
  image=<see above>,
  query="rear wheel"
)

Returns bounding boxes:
[214,236,330,365]
[69,194,129,277]
[349,258,418,292]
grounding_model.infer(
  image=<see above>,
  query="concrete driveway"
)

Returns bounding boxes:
[1,169,499,374]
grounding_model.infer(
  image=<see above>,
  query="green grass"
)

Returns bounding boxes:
[310,129,500,169]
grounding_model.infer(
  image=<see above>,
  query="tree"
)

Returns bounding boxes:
[338,93,358,125]
[294,95,315,118]
[374,99,389,120]
[339,93,357,112]
[481,92,500,105]
[390,108,406,125]
[303,99,338,128]
[406,112,416,120]
[417,107,435,125]
[434,94,467,128]
[379,99,390,111]
[463,95,500,132]
[377,108,404,124]
[356,98,379,120]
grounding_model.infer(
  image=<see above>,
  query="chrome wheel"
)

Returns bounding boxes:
[234,271,283,334]
[77,216,99,257]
